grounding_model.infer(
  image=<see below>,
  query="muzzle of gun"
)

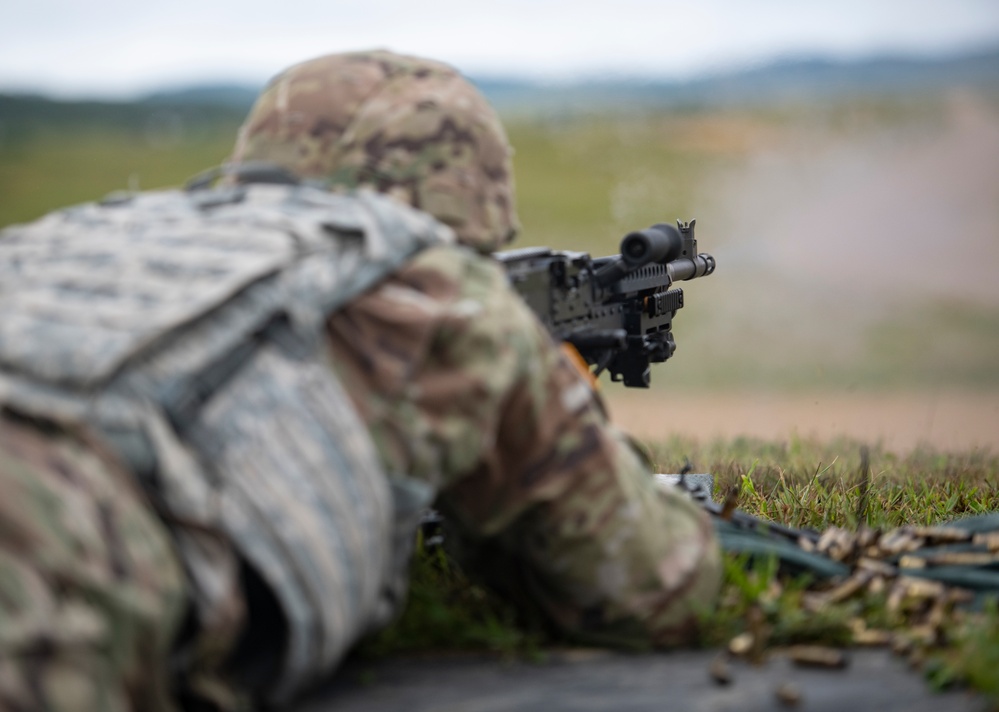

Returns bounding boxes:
[595,222,715,288]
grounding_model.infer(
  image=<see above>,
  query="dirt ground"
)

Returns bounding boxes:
[602,94,999,456]
[605,389,999,453]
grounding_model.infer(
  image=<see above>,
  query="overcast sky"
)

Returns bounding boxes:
[2,0,998,98]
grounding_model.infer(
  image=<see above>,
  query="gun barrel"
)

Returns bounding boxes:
[620,223,683,267]
[666,253,715,282]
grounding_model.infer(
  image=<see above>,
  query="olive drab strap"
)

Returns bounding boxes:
[0,184,452,703]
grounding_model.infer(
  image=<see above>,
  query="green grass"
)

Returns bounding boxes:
[648,436,999,529]
[0,127,236,227]
[360,436,999,706]
[356,536,548,661]
[509,115,725,251]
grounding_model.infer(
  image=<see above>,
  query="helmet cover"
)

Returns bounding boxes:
[231,50,519,252]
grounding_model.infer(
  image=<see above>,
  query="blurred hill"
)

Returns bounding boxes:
[0,91,248,143]
[2,46,997,133]
[141,84,262,108]
[475,46,999,112]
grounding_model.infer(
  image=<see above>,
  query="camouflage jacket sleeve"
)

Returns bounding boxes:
[0,415,187,712]
[325,244,722,647]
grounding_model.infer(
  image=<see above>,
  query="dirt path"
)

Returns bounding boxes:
[604,389,999,453]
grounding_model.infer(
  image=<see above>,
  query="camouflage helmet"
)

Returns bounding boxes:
[229,49,519,253]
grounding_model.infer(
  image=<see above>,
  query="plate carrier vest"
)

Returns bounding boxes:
[0,183,452,702]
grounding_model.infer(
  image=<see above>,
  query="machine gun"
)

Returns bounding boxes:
[496,220,715,387]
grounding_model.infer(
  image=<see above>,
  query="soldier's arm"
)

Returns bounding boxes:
[325,244,722,647]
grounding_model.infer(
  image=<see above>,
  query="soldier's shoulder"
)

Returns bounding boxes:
[403,242,510,293]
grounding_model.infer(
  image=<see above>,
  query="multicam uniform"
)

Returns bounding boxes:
[0,49,721,711]
[228,49,519,254]
[0,416,186,712]
[326,245,721,647]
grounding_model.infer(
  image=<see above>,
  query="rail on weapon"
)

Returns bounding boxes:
[497,220,716,387]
